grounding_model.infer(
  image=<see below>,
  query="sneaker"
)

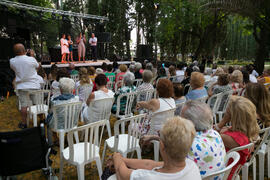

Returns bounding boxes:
[18,122,27,129]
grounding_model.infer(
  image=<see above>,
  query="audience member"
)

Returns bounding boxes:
[112,117,201,180]
[10,43,41,129]
[245,83,270,127]
[246,65,257,83]
[208,73,232,97]
[186,72,208,100]
[75,67,93,102]
[230,70,243,92]
[215,96,259,180]
[51,68,70,98]
[137,79,176,135]
[258,68,270,88]
[83,74,114,123]
[137,70,154,101]
[116,64,128,82]
[88,67,96,82]
[134,62,143,79]
[105,64,116,82]
[68,63,78,75]
[173,83,186,115]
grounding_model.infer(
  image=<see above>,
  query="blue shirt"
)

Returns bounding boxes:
[186,88,208,100]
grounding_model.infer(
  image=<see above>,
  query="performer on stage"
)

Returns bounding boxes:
[77,32,86,63]
[89,33,98,61]
[60,34,69,63]
[67,35,73,61]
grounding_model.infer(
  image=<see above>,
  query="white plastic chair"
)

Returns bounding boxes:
[27,90,51,127]
[102,114,146,164]
[196,96,208,103]
[71,74,80,82]
[106,81,115,91]
[215,90,233,122]
[114,80,123,92]
[136,89,156,102]
[113,91,137,119]
[227,143,254,180]
[83,97,114,137]
[50,101,82,180]
[257,127,270,180]
[63,120,106,180]
[149,108,176,161]
[202,151,240,180]
[134,79,143,88]
[207,92,222,124]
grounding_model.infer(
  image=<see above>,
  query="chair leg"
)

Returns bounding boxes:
[102,142,107,164]
[253,158,256,180]
[136,148,141,159]
[259,152,265,180]
[74,131,79,144]
[59,132,65,180]
[151,140,160,162]
[33,113,37,127]
[77,165,85,180]
[106,120,112,137]
[96,158,103,180]
[242,163,249,180]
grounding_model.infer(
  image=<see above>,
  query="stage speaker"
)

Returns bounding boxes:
[136,45,152,59]
[95,32,111,43]
[16,28,30,41]
[8,18,16,34]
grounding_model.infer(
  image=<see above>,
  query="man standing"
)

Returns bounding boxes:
[10,43,40,129]
[89,33,98,61]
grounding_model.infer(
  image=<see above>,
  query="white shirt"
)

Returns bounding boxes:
[176,70,185,76]
[89,37,97,46]
[249,74,258,83]
[130,158,201,180]
[252,70,259,77]
[10,55,40,90]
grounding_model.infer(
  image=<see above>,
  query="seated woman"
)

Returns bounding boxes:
[51,68,70,99]
[88,66,96,82]
[111,117,201,180]
[229,70,243,94]
[208,73,232,97]
[46,78,80,146]
[136,70,154,102]
[173,83,186,115]
[185,72,208,100]
[258,68,270,89]
[137,79,176,135]
[112,72,136,114]
[75,67,93,102]
[115,64,128,82]
[82,74,114,123]
[244,83,270,127]
[215,96,259,180]
[142,100,226,178]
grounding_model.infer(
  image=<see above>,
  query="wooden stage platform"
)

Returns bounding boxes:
[41,60,131,68]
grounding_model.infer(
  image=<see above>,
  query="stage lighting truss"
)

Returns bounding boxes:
[0,0,109,21]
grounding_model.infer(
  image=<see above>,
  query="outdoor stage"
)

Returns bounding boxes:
[41,59,131,69]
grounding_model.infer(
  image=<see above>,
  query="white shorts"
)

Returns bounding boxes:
[17,89,36,107]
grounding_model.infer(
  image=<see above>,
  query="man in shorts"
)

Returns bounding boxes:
[10,44,41,129]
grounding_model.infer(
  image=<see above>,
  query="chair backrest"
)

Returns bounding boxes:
[66,120,106,162]
[43,80,51,90]
[134,79,143,88]
[106,81,115,90]
[0,125,48,176]
[88,97,115,122]
[113,114,146,152]
[196,96,208,103]
[114,80,123,92]
[70,74,79,82]
[172,75,184,83]
[136,89,156,102]
[207,92,222,112]
[202,151,240,180]
[29,90,51,113]
[175,101,185,116]
[215,90,233,112]
[76,84,93,102]
[51,101,82,132]
[116,91,137,118]
[149,108,176,135]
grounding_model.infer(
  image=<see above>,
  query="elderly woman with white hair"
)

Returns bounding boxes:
[136,70,154,101]
[110,117,201,180]
[134,62,142,79]
[112,72,136,114]
[46,77,80,146]
[141,100,226,178]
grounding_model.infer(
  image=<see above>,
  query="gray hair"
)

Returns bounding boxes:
[59,77,75,94]
[129,64,135,73]
[146,63,153,71]
[180,100,213,131]
[135,62,142,71]
[142,70,153,83]
[123,72,135,86]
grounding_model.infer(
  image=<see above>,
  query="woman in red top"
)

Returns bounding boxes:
[215,96,259,180]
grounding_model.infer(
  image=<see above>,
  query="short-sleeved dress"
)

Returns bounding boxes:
[60,38,69,55]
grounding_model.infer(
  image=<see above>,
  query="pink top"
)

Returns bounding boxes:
[115,72,125,82]
[224,130,250,180]
[60,38,69,54]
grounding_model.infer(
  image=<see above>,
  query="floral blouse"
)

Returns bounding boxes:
[188,129,226,179]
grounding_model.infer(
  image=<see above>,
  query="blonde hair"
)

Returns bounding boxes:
[230,70,243,84]
[190,72,205,89]
[160,117,196,162]
[245,83,270,127]
[227,96,259,141]
[79,67,90,85]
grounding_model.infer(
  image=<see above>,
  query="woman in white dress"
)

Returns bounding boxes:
[76,32,86,63]
[60,34,69,63]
